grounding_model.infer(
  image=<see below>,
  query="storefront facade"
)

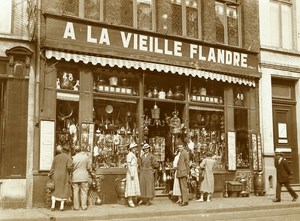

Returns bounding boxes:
[32,0,261,207]
[259,0,300,195]
[0,0,36,208]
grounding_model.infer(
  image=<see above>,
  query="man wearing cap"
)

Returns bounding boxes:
[138,143,157,206]
[176,139,190,206]
[273,151,298,202]
[125,143,141,207]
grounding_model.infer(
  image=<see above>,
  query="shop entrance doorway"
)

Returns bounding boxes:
[273,104,299,183]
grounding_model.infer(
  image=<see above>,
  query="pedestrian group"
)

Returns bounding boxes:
[47,140,298,211]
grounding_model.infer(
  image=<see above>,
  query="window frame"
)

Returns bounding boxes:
[62,0,202,40]
[270,0,294,49]
[215,0,241,47]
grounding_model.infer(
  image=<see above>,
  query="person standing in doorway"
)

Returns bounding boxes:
[71,146,92,210]
[172,149,182,204]
[49,145,73,211]
[138,143,157,206]
[197,151,215,202]
[273,151,298,202]
[176,139,190,207]
[125,143,141,207]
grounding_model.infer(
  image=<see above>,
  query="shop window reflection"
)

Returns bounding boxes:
[234,109,249,168]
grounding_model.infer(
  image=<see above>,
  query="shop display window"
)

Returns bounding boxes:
[190,79,224,104]
[233,85,249,107]
[234,108,249,168]
[92,99,138,168]
[56,68,80,91]
[189,109,225,170]
[144,73,185,101]
[55,100,79,155]
[93,68,138,96]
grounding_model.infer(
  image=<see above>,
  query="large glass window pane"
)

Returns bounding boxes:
[171,0,182,36]
[234,109,249,168]
[137,0,152,30]
[282,4,293,49]
[227,5,238,46]
[215,2,225,44]
[270,2,280,47]
[186,0,198,38]
[0,0,12,34]
[85,0,100,20]
[63,0,79,16]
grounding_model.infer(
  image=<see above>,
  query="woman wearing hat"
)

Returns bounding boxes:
[138,143,158,206]
[125,143,140,207]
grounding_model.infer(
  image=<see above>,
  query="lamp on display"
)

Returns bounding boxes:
[142,103,165,129]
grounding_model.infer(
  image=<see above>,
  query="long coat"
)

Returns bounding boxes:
[275,157,291,183]
[176,149,189,178]
[49,152,73,199]
[200,157,215,193]
[139,153,157,198]
[125,151,140,197]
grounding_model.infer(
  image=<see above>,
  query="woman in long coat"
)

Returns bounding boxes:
[138,143,157,206]
[49,146,73,211]
[198,151,215,202]
[125,143,140,207]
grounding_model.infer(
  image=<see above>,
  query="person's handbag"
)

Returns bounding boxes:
[46,179,55,191]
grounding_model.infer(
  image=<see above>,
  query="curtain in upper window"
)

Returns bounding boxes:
[270,0,293,49]
[215,1,239,46]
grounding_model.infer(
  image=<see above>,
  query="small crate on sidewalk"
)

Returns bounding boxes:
[225,181,242,197]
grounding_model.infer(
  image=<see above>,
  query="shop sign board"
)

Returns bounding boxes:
[39,120,55,171]
[44,15,259,77]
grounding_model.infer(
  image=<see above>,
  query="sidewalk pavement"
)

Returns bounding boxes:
[1,193,299,221]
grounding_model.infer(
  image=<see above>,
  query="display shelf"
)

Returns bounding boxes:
[191,95,223,104]
[93,92,139,103]
[143,97,186,105]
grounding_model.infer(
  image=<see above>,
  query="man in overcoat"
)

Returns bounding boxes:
[176,139,190,206]
[273,151,298,202]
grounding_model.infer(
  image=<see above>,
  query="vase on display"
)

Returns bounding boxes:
[115,178,126,205]
[109,76,118,86]
[158,89,166,99]
[173,86,184,100]
[121,77,129,86]
[166,88,173,99]
[199,87,207,96]
[153,87,159,98]
[94,193,103,205]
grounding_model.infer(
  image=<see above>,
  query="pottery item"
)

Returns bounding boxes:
[200,87,207,95]
[105,105,113,114]
[166,88,173,99]
[173,86,184,100]
[109,76,118,86]
[115,178,126,201]
[153,87,159,98]
[121,77,129,86]
[158,89,166,99]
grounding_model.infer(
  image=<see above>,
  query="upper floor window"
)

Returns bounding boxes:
[0,0,12,34]
[270,0,293,49]
[62,0,200,39]
[215,1,240,46]
[156,0,199,38]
